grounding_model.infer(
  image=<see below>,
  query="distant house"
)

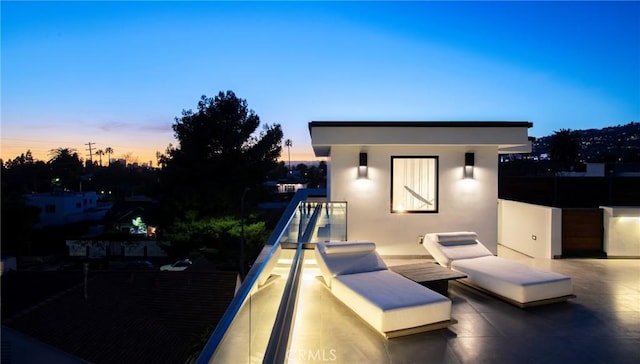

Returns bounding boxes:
[103,195,160,238]
[264,174,308,195]
[24,191,113,228]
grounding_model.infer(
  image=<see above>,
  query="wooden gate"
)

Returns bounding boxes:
[562,208,604,257]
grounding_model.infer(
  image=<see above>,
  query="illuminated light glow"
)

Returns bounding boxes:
[290,265,323,356]
[619,217,640,222]
[464,165,474,179]
[358,165,368,179]
[302,269,320,282]
[147,226,157,238]
[458,177,478,189]
[353,172,374,190]
[278,258,293,264]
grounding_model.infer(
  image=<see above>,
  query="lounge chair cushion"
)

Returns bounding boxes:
[424,233,492,268]
[323,241,377,255]
[315,242,388,287]
[452,256,573,303]
[331,270,451,333]
[430,232,479,244]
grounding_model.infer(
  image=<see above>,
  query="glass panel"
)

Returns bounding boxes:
[201,200,305,363]
[309,202,347,243]
[208,252,293,363]
[198,191,347,363]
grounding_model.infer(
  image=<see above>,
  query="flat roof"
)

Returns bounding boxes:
[308,121,533,156]
[308,121,533,135]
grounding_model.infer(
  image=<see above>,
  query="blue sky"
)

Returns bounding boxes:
[2,1,639,165]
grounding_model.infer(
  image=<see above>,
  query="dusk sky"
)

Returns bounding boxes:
[2,1,639,166]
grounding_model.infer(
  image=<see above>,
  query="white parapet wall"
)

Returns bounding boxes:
[601,206,640,258]
[498,199,562,259]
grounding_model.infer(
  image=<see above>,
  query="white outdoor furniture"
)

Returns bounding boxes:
[315,241,453,338]
[423,232,575,308]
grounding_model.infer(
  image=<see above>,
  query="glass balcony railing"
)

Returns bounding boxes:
[196,189,346,364]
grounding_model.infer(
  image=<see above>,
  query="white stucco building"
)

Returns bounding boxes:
[309,121,532,256]
[24,191,113,228]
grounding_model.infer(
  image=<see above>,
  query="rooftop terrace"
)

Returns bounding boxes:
[197,191,640,364]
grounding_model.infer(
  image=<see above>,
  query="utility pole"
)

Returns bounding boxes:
[85,142,95,164]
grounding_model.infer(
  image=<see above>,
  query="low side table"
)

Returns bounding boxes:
[390,262,467,296]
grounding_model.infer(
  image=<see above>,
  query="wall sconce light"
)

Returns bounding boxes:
[358,152,368,178]
[464,152,474,179]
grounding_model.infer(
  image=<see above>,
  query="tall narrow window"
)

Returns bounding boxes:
[391,156,439,213]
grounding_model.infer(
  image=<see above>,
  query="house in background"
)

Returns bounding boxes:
[308,121,532,256]
[24,191,113,228]
[264,172,308,195]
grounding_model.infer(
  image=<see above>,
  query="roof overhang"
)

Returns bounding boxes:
[308,121,533,156]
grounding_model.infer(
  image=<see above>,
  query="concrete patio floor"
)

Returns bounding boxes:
[210,246,639,363]
[287,246,640,364]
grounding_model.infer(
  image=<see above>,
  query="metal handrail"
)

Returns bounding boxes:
[263,203,323,363]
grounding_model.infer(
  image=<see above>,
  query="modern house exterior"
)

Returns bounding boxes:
[6,122,638,363]
[308,121,532,256]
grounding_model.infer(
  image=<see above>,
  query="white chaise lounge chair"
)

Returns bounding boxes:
[315,241,454,338]
[423,232,575,308]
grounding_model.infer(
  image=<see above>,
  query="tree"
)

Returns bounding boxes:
[48,147,84,190]
[1,190,40,256]
[1,150,51,193]
[105,147,114,166]
[549,129,582,172]
[4,149,35,168]
[95,149,105,167]
[160,90,283,218]
[307,161,327,188]
[121,152,137,166]
[155,151,163,168]
[158,214,269,266]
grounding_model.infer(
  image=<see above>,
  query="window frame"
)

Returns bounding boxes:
[390,156,439,213]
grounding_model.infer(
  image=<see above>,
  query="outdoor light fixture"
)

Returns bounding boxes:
[464,152,474,179]
[358,152,368,178]
[359,152,368,167]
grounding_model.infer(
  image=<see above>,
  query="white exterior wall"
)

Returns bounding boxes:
[601,207,640,257]
[497,199,562,258]
[329,145,499,256]
[26,192,104,227]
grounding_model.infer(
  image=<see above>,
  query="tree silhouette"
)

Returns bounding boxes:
[105,147,114,166]
[48,147,83,190]
[1,190,40,256]
[161,90,283,217]
[95,149,104,167]
[549,128,581,172]
[155,151,163,168]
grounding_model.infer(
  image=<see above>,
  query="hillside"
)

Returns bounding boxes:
[532,122,640,162]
